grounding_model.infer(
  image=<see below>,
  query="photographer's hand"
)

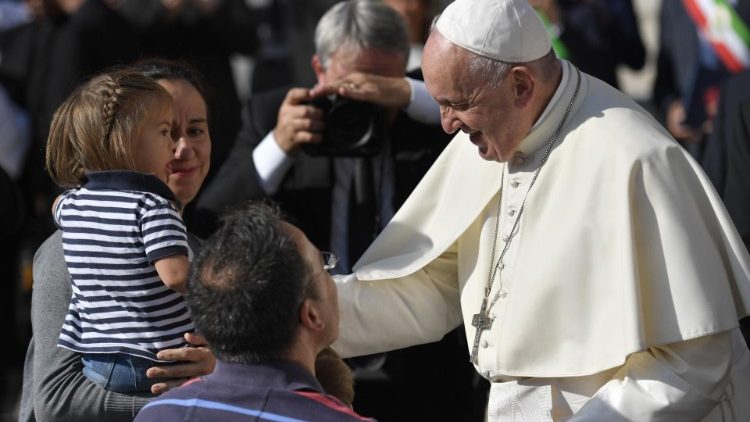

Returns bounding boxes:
[310,73,412,109]
[273,88,325,154]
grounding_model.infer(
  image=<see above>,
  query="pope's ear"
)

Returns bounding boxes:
[299,299,326,332]
[510,66,534,108]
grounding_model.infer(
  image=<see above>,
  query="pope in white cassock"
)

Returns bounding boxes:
[331,0,750,420]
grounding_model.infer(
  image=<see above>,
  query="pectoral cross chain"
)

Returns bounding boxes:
[469,297,493,364]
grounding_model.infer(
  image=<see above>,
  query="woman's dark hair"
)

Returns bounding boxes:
[131,58,212,116]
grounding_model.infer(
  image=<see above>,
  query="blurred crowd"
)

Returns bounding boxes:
[3,0,750,420]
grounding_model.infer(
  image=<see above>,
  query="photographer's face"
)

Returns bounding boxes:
[314,47,406,86]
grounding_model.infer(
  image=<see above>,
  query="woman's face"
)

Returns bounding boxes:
[157,79,211,206]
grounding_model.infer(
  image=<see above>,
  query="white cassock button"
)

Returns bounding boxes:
[502,235,510,242]
[512,155,525,166]
[508,209,516,216]
[490,313,496,319]
[511,180,520,188]
[481,341,489,348]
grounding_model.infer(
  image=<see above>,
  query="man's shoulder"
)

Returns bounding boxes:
[137,375,374,422]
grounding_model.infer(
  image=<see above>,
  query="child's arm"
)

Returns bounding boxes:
[154,254,189,293]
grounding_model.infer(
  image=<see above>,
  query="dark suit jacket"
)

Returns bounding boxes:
[558,0,645,89]
[713,71,750,249]
[710,70,750,348]
[195,87,450,247]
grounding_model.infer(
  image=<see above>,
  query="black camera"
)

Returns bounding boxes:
[302,96,386,157]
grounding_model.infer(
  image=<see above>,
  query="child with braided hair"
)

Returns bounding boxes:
[45,69,194,394]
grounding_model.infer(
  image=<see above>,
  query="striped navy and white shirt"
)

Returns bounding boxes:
[54,171,194,361]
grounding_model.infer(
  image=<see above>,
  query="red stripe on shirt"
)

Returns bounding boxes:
[293,391,374,421]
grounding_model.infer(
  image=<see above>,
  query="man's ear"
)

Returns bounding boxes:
[299,299,326,332]
[312,55,326,85]
[511,66,535,108]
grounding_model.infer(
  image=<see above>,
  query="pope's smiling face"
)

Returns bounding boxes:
[422,31,532,163]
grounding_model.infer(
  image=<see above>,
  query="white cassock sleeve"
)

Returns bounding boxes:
[570,331,734,421]
[332,243,463,358]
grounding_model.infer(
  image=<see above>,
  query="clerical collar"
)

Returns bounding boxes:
[516,60,574,156]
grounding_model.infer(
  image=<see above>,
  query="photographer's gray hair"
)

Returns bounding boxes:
[314,0,410,69]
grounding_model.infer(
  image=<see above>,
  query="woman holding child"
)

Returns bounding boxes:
[19,59,214,421]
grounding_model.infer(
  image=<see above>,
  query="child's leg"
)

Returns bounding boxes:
[82,353,159,394]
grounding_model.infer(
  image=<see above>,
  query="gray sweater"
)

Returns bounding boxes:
[19,230,201,421]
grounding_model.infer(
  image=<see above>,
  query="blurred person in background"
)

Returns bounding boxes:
[705,68,750,347]
[653,0,750,179]
[114,0,260,191]
[529,0,645,90]
[250,0,339,90]
[0,0,140,206]
[383,0,438,72]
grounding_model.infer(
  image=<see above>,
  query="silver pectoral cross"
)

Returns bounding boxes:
[469,297,493,364]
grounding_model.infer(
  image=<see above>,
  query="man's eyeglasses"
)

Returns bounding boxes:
[321,251,338,273]
[301,251,338,300]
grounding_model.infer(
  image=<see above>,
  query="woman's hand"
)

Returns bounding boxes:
[147,332,216,394]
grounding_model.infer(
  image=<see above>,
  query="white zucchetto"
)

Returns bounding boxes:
[435,0,552,63]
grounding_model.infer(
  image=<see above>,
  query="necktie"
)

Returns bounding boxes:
[347,157,378,269]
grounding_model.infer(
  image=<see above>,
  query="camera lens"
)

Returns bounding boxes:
[303,96,385,157]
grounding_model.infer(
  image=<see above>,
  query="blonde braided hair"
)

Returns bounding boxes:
[100,75,124,148]
[46,69,172,187]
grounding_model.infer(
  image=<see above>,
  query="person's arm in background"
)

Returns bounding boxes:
[27,231,214,421]
[651,0,700,142]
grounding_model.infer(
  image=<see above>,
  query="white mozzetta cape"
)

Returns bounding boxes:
[339,61,750,377]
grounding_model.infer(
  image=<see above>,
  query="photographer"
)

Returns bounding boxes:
[196,0,447,269]
[195,1,481,420]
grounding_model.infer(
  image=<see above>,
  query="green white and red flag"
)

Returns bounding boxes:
[683,0,750,73]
